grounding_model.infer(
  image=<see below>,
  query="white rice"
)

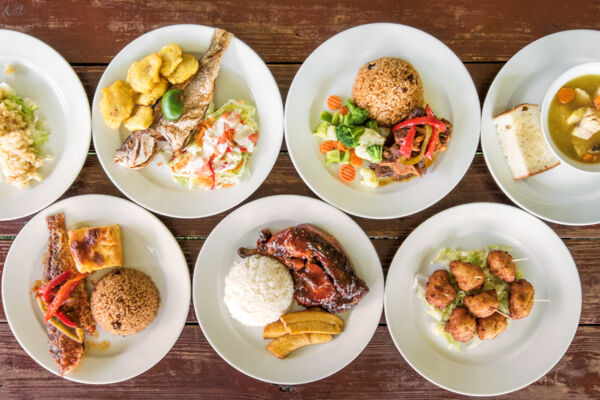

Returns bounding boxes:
[223,255,293,326]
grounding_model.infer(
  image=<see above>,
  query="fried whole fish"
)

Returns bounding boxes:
[113,28,233,169]
[44,214,95,375]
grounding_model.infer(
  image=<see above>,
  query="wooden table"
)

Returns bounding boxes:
[1,1,599,398]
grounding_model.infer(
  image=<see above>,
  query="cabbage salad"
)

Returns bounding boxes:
[168,100,258,190]
[414,245,523,351]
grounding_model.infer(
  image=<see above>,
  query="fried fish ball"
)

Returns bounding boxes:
[158,43,183,76]
[444,306,476,343]
[487,250,516,282]
[509,279,535,320]
[476,313,507,340]
[127,53,162,94]
[134,77,169,106]
[123,106,154,131]
[425,270,456,309]
[464,289,499,318]
[165,53,199,84]
[449,260,485,292]
[99,80,135,129]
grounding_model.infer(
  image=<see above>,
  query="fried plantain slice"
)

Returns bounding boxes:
[266,333,332,359]
[263,320,288,339]
[284,320,343,335]
[280,310,344,330]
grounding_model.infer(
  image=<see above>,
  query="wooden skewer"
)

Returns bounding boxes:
[533,299,551,302]
[512,258,528,262]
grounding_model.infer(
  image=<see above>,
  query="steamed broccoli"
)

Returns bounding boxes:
[345,99,369,126]
[335,125,365,148]
[365,119,378,130]
[366,145,383,163]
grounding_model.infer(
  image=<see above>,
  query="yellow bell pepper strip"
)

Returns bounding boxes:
[391,116,447,134]
[36,296,84,343]
[399,125,416,159]
[44,273,88,322]
[40,270,71,304]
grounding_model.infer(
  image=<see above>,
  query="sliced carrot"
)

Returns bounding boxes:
[583,153,594,162]
[594,95,600,108]
[338,164,356,182]
[335,141,349,151]
[557,87,575,104]
[339,105,349,116]
[327,95,342,110]
[349,149,362,167]
[221,183,234,188]
[320,140,338,153]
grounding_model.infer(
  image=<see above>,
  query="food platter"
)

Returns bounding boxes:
[193,195,384,384]
[384,203,581,396]
[285,23,480,219]
[481,29,600,225]
[1,195,190,384]
[0,29,90,221]
[92,24,283,218]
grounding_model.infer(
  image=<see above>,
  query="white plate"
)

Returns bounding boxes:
[481,29,600,225]
[385,203,581,396]
[92,24,283,218]
[284,23,480,219]
[2,195,190,384]
[193,195,384,384]
[0,30,90,221]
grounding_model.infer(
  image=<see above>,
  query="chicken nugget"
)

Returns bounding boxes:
[509,279,534,320]
[99,80,135,129]
[425,270,456,309]
[450,260,485,291]
[444,306,476,343]
[476,313,507,340]
[487,250,516,282]
[166,53,199,84]
[134,77,168,106]
[124,106,154,131]
[464,289,498,318]
[127,53,162,94]
[158,43,183,76]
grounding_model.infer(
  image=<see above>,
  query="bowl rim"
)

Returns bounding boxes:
[540,61,600,173]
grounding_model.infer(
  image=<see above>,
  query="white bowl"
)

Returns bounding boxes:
[541,61,600,173]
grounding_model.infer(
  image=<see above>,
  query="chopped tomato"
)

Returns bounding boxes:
[248,133,259,143]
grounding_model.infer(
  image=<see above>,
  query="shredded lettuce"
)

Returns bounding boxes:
[207,99,257,130]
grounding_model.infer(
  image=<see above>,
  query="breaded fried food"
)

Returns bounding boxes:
[509,279,535,320]
[425,270,456,309]
[127,53,162,94]
[124,106,154,131]
[266,333,332,359]
[464,289,499,318]
[449,260,485,292]
[444,306,476,343]
[99,80,135,129]
[165,54,199,84]
[134,77,168,106]
[487,250,516,282]
[158,43,183,76]
[476,313,507,340]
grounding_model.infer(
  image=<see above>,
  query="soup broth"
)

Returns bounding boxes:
[548,74,600,163]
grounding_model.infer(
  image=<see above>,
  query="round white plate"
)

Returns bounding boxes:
[193,195,384,384]
[481,29,600,225]
[385,203,581,396]
[285,23,480,219]
[92,24,283,218]
[0,30,90,221]
[2,195,190,384]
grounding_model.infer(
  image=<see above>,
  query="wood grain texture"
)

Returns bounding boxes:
[0,0,599,63]
[0,324,598,399]
[1,237,598,324]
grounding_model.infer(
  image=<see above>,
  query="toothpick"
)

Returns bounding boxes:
[512,258,528,262]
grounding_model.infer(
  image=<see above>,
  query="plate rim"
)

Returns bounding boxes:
[284,22,481,219]
[383,201,582,396]
[480,29,600,226]
[192,194,384,385]
[91,23,284,219]
[0,29,91,221]
[1,194,191,384]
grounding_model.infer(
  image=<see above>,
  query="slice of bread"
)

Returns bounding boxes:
[493,104,560,180]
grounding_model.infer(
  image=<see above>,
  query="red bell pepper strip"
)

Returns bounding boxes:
[425,104,434,117]
[44,273,88,322]
[54,310,77,328]
[399,125,416,159]
[391,116,447,133]
[424,127,439,160]
[208,157,216,190]
[40,271,71,304]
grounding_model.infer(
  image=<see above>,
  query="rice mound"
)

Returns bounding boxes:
[90,268,160,336]
[223,255,293,326]
[352,57,424,127]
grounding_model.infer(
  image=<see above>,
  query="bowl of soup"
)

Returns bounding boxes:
[541,62,600,173]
